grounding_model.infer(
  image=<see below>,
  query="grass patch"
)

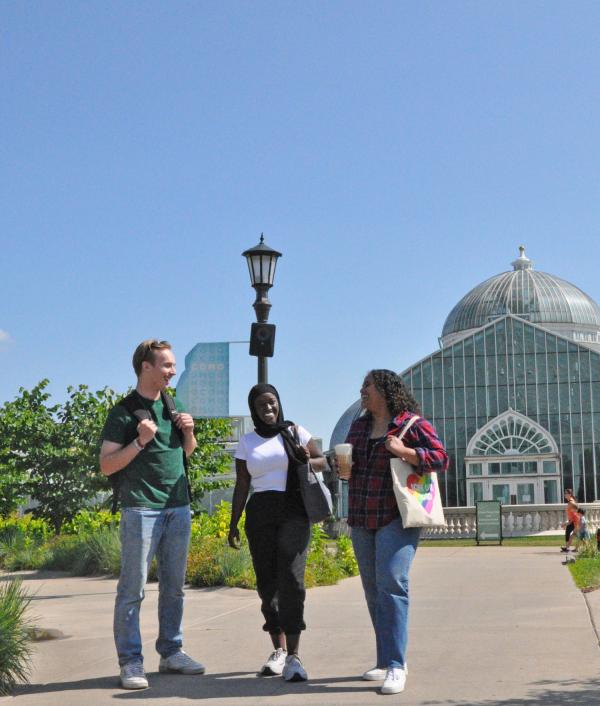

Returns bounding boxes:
[568,557,600,591]
[421,535,564,548]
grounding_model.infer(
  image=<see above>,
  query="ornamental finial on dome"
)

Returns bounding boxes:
[512,245,533,271]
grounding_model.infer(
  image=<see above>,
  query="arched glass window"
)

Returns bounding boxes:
[467,410,557,457]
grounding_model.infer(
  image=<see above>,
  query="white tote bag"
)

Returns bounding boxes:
[390,416,446,529]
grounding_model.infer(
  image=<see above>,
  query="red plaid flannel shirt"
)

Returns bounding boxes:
[345,411,448,529]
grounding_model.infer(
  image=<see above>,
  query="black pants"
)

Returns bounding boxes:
[565,521,575,543]
[245,491,310,635]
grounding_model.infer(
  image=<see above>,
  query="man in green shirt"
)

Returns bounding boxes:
[100,339,204,690]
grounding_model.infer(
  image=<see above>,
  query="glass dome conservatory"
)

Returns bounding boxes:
[331,247,600,508]
[441,247,600,350]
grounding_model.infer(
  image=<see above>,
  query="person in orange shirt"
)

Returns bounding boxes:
[561,488,579,553]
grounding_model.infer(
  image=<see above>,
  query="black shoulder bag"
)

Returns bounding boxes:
[285,426,333,524]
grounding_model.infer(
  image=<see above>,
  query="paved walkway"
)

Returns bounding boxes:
[3,546,600,705]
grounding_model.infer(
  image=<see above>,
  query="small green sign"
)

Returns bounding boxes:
[476,500,502,545]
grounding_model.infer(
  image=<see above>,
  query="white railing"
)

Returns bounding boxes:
[327,503,600,539]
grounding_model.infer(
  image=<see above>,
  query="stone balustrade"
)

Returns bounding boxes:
[326,503,600,539]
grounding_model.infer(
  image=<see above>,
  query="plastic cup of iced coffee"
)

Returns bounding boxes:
[334,443,353,480]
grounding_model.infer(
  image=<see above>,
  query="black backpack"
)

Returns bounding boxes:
[108,390,193,514]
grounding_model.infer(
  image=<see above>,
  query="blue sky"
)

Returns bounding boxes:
[2,1,600,445]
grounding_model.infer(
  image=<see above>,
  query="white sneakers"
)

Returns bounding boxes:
[363,661,408,682]
[158,650,206,674]
[120,662,148,690]
[282,654,308,681]
[363,663,408,694]
[259,648,287,676]
[381,667,407,694]
[258,649,306,681]
[362,666,387,681]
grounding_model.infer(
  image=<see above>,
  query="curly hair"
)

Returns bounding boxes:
[367,369,419,417]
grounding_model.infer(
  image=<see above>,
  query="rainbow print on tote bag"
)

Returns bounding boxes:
[389,416,446,529]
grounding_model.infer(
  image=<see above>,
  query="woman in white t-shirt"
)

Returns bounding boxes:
[228,383,326,683]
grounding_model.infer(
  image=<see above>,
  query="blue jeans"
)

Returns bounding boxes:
[351,517,420,669]
[114,505,191,666]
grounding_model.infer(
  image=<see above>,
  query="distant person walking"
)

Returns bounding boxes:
[228,383,326,682]
[336,369,448,695]
[577,508,590,542]
[99,339,205,690]
[561,488,579,553]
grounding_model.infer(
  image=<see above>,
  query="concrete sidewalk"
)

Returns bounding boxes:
[3,546,600,705]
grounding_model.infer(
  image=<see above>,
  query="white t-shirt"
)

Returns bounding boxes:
[235,425,312,493]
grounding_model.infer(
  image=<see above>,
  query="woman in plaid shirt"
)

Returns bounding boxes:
[341,369,448,695]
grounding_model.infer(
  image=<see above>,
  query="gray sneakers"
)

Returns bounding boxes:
[158,650,206,674]
[120,662,148,690]
[282,654,308,681]
[259,648,287,676]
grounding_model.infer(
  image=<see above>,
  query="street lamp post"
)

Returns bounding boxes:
[242,234,282,384]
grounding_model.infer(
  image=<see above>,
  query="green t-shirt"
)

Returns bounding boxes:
[101,394,189,509]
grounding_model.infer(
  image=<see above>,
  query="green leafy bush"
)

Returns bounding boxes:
[191,501,241,540]
[0,518,51,571]
[334,534,359,576]
[0,505,359,589]
[0,535,46,572]
[41,535,81,572]
[0,516,53,544]
[575,538,598,559]
[61,509,119,536]
[187,536,255,589]
[70,527,122,576]
[0,579,33,695]
[43,528,121,576]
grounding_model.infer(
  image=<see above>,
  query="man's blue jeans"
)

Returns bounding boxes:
[351,517,420,669]
[114,505,191,667]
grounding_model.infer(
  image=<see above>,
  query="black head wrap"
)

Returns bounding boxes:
[247,384,308,510]
[248,383,294,439]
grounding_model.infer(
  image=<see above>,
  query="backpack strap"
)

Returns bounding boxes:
[120,390,153,423]
[160,391,193,505]
[108,391,193,513]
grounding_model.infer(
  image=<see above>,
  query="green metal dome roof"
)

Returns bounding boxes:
[442,247,600,342]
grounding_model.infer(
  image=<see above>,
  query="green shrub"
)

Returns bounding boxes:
[61,509,120,536]
[0,506,360,589]
[187,536,255,589]
[70,527,121,576]
[41,535,81,572]
[305,523,335,586]
[335,534,359,576]
[0,579,33,695]
[576,538,598,559]
[0,515,53,544]
[191,502,241,540]
[0,536,46,572]
[43,527,121,576]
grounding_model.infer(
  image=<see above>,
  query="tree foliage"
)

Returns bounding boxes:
[187,417,233,510]
[0,380,120,531]
[0,381,234,528]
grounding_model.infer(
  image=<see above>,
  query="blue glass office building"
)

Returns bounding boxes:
[331,248,600,507]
